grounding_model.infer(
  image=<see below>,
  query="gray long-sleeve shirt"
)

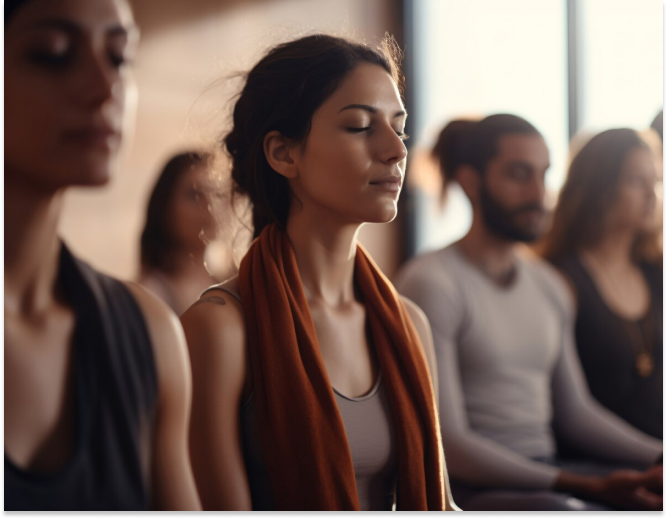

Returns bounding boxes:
[395,243,661,490]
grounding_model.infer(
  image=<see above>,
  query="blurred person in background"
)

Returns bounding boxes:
[139,151,219,316]
[650,110,663,143]
[430,118,478,204]
[4,0,200,510]
[395,114,662,511]
[540,129,662,440]
[180,33,457,511]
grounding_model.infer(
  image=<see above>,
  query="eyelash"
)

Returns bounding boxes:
[346,127,410,141]
[29,52,70,67]
[109,53,129,68]
[28,50,129,70]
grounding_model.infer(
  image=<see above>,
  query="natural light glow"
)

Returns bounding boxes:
[411,0,569,253]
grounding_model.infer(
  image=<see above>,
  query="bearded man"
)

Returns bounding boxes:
[395,114,662,511]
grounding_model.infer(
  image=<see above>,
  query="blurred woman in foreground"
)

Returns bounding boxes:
[4,0,200,510]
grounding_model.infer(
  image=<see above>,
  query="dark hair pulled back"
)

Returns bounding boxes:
[223,33,403,238]
[431,118,477,198]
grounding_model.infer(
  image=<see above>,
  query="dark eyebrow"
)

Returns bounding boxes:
[506,161,551,172]
[506,161,533,170]
[29,17,138,38]
[338,104,407,118]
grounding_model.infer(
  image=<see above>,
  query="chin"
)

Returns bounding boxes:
[363,207,398,224]
[72,169,113,187]
[69,157,117,186]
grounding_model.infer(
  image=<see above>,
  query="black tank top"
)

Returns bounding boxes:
[551,254,662,440]
[5,243,158,511]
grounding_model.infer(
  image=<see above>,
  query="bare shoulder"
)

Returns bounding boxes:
[123,281,183,348]
[181,275,244,339]
[179,276,246,375]
[400,295,429,333]
[123,281,191,411]
[399,295,439,402]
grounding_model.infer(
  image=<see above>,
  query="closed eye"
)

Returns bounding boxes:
[28,51,71,68]
[346,126,371,133]
[109,52,131,68]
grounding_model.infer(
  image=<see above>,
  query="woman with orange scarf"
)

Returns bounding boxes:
[181,34,458,511]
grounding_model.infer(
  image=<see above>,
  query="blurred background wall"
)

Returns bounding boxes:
[57,0,662,280]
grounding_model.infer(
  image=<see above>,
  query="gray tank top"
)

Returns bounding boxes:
[202,284,398,511]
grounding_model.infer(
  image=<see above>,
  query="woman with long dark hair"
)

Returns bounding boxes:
[4,0,200,510]
[541,128,662,440]
[180,34,457,511]
[139,151,218,315]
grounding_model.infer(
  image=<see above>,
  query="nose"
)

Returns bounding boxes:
[529,172,546,203]
[77,49,122,111]
[379,124,408,165]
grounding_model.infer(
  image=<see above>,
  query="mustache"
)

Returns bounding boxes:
[512,204,545,215]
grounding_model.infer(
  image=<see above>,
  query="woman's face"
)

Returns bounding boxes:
[605,146,659,235]
[169,164,217,252]
[290,63,408,225]
[4,0,137,191]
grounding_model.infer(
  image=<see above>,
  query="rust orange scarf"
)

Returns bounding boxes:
[238,223,446,511]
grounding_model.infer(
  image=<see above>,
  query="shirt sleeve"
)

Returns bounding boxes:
[395,259,560,490]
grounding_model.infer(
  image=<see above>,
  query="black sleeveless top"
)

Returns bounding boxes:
[5,243,158,511]
[551,254,662,440]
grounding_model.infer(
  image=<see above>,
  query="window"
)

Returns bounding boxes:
[409,0,569,253]
[406,0,661,255]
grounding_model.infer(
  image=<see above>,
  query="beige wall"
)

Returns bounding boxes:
[58,0,404,281]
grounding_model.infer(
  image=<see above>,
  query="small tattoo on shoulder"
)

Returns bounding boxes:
[194,296,227,307]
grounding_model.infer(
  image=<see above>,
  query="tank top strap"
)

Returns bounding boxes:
[5,242,157,511]
[200,280,241,303]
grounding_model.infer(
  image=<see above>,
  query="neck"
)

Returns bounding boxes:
[172,246,205,271]
[285,208,361,308]
[5,178,65,315]
[457,215,517,281]
[583,228,637,269]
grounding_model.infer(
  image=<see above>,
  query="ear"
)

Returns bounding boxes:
[457,164,482,204]
[263,131,299,179]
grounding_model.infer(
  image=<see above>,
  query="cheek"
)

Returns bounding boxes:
[5,74,61,165]
[299,135,370,202]
[4,71,118,188]
[606,191,645,227]
[618,190,645,213]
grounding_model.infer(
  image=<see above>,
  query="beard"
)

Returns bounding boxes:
[478,182,545,243]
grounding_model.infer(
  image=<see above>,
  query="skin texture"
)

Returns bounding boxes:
[453,131,662,510]
[139,163,218,316]
[181,63,457,511]
[4,0,200,510]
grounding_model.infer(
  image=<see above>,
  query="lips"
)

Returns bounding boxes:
[63,126,121,149]
[369,175,402,193]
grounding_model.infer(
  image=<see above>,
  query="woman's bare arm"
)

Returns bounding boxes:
[401,296,438,405]
[124,282,202,511]
[180,289,253,510]
[401,295,461,511]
